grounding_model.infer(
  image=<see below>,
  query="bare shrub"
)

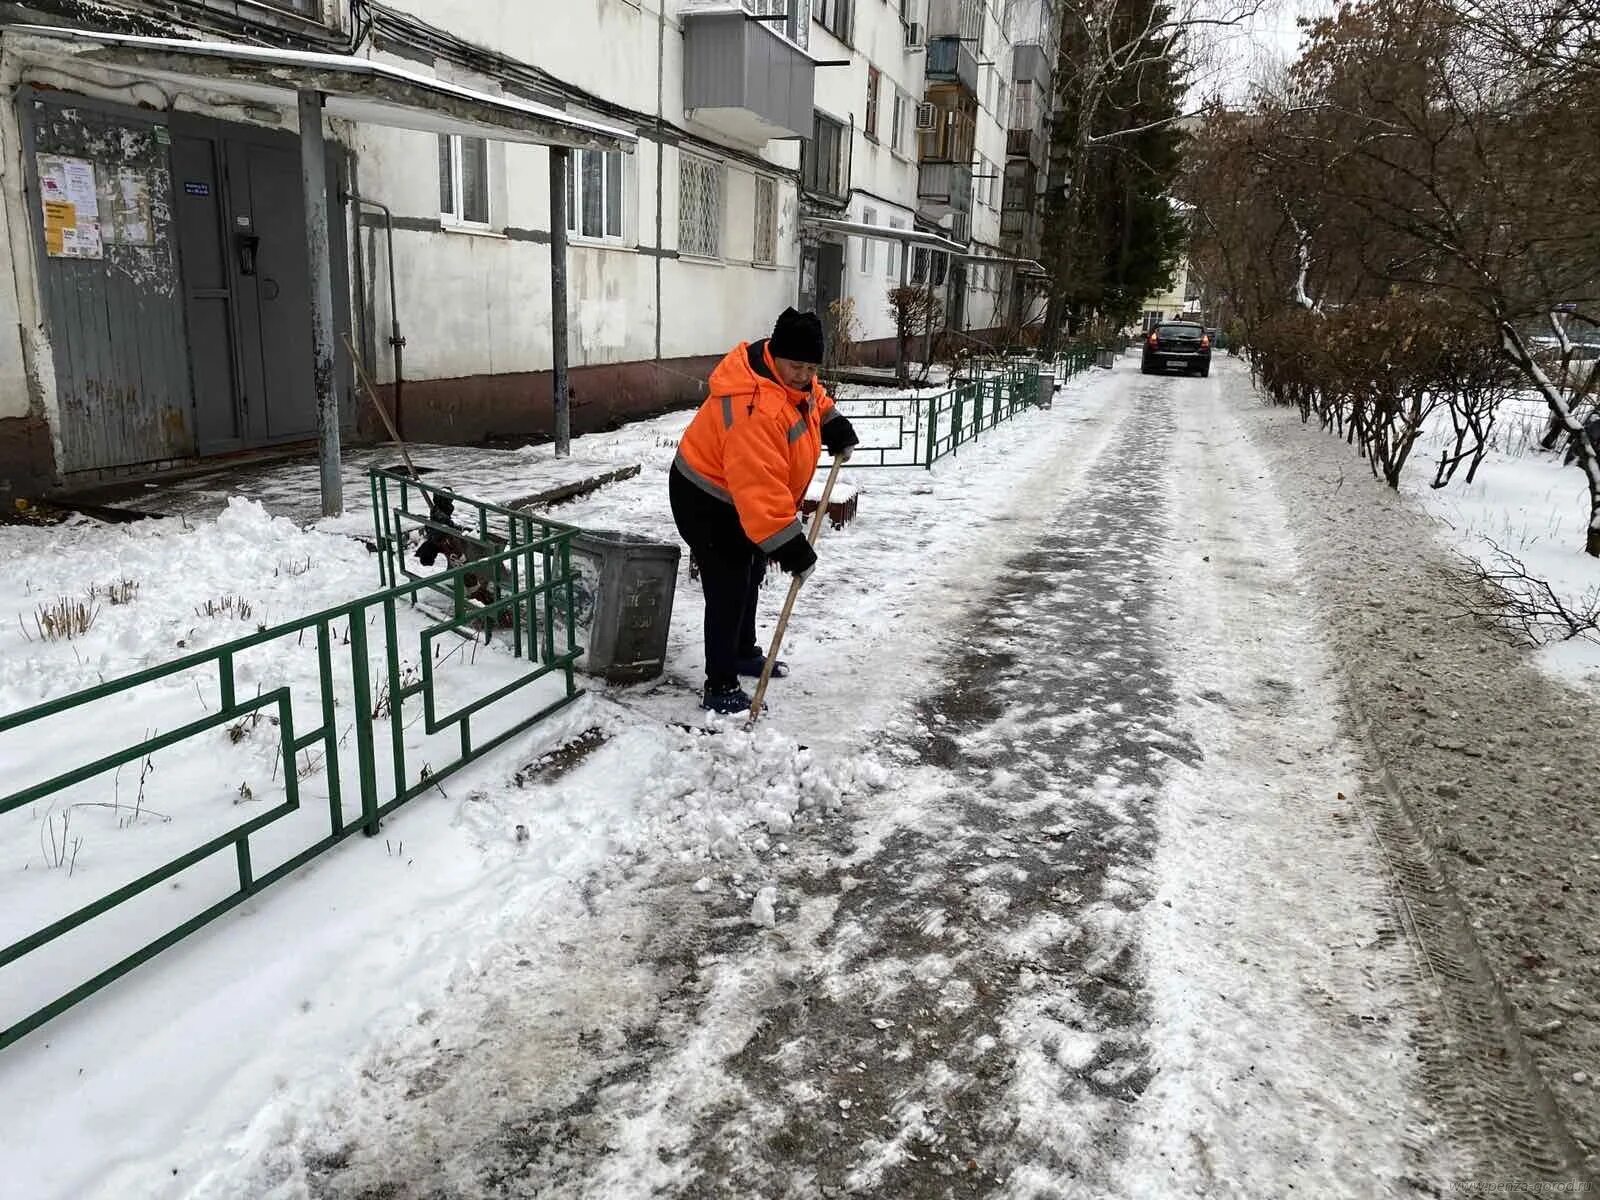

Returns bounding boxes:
[1448,542,1600,646]
[195,594,254,621]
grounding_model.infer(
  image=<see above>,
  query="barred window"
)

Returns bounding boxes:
[679,154,723,259]
[754,175,777,265]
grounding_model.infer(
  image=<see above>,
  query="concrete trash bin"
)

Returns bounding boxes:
[564,530,681,682]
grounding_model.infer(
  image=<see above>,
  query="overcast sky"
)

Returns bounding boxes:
[1193,0,1330,105]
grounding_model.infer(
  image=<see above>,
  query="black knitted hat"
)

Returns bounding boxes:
[769,307,826,364]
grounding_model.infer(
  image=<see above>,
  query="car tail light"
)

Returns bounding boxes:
[1147,332,1159,347]
[1200,335,1211,349]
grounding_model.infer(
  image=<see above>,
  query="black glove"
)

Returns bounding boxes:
[822,414,859,458]
[770,534,818,581]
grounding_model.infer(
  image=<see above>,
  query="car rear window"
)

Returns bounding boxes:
[1157,324,1203,336]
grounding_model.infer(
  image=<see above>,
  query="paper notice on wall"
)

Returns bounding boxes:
[100,168,154,246]
[42,199,72,256]
[38,155,104,259]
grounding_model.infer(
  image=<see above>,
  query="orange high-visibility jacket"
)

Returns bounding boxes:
[673,340,843,554]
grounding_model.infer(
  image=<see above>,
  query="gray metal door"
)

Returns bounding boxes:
[172,132,242,453]
[816,240,845,320]
[227,138,317,445]
[23,93,194,473]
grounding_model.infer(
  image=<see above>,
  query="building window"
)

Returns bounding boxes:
[891,90,908,154]
[801,112,848,200]
[865,67,881,140]
[887,217,904,278]
[754,175,777,265]
[566,149,625,242]
[679,153,723,259]
[997,78,1008,126]
[815,0,852,42]
[860,206,877,273]
[439,134,489,226]
[1012,80,1035,131]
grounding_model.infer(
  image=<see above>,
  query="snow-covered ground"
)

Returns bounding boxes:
[1403,395,1600,693]
[0,369,1105,1198]
[6,356,1590,1197]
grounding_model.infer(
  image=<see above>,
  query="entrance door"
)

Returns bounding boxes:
[171,119,318,452]
[228,137,316,445]
[172,133,241,453]
[815,240,845,320]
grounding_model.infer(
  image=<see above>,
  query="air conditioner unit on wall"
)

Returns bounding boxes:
[905,21,925,50]
[915,102,937,131]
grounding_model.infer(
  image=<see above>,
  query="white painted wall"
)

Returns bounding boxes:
[810,0,926,345]
[345,2,806,385]
[965,0,1013,334]
[0,98,36,422]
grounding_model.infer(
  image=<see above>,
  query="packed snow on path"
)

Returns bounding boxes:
[0,370,1106,1199]
[211,362,1452,1199]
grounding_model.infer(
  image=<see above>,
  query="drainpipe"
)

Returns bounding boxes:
[298,89,341,517]
[654,0,666,365]
[341,190,407,439]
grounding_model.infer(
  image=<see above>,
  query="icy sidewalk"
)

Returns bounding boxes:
[0,371,1113,1199]
[230,369,1448,1198]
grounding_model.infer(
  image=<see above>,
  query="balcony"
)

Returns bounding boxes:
[925,36,979,97]
[1007,124,1047,166]
[1013,43,1052,94]
[918,160,973,227]
[682,6,816,144]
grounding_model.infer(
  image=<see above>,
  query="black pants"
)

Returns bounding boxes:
[670,466,765,690]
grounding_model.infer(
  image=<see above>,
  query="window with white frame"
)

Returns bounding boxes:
[997,78,1009,126]
[860,206,877,273]
[679,153,723,258]
[438,134,490,226]
[891,90,908,154]
[754,175,777,265]
[887,218,904,278]
[865,67,881,140]
[566,149,626,242]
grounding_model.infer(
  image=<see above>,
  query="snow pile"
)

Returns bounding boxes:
[1404,395,1600,693]
[0,497,372,710]
[578,715,886,865]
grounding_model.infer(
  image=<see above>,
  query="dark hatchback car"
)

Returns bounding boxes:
[1141,322,1212,377]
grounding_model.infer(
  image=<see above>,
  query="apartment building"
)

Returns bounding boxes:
[0,0,1058,497]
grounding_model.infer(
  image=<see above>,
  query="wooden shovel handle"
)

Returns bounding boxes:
[747,454,846,725]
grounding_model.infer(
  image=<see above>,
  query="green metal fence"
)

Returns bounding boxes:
[0,472,581,1051]
[833,353,1095,469]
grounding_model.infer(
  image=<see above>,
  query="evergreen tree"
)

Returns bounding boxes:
[1041,0,1192,339]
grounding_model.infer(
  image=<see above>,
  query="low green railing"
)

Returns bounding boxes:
[835,354,1091,470]
[0,471,581,1051]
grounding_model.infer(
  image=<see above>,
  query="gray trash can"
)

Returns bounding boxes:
[564,531,680,682]
[1096,347,1116,369]
[1035,370,1055,409]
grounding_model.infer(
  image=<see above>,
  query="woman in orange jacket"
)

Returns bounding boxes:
[670,308,859,713]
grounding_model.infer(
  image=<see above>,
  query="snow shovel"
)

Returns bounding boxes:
[747,453,847,727]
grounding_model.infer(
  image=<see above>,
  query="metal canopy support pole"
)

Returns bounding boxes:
[548,146,572,457]
[924,252,939,377]
[299,89,341,516]
[896,236,909,385]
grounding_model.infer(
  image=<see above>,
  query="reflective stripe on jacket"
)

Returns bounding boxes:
[674,339,845,552]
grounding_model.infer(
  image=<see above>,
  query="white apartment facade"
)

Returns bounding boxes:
[0,0,1057,495]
